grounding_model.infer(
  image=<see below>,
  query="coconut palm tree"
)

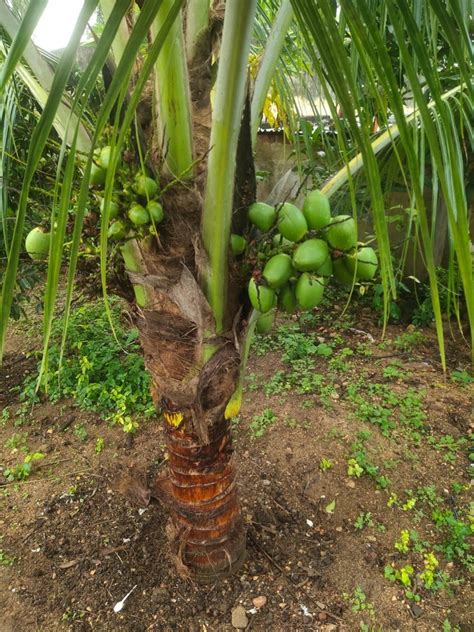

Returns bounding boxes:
[0,0,471,582]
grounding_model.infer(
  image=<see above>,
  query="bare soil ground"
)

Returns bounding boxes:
[0,305,472,631]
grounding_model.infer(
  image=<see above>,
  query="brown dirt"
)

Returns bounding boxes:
[0,309,472,631]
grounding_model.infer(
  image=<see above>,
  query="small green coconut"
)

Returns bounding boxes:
[314,256,333,286]
[278,284,297,313]
[263,253,293,289]
[108,220,127,240]
[277,203,308,242]
[100,197,120,219]
[248,278,276,313]
[295,273,325,310]
[302,189,331,230]
[90,162,106,186]
[133,174,158,198]
[98,145,112,170]
[325,215,357,251]
[332,257,355,285]
[248,202,277,232]
[293,238,329,272]
[128,203,150,226]
[272,233,294,252]
[345,246,378,280]
[25,227,50,261]
[230,234,247,256]
[255,309,276,334]
[147,200,164,224]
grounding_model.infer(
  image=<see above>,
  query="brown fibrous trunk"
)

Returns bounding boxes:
[152,415,245,580]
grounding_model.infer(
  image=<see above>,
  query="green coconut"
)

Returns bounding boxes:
[315,256,333,286]
[345,246,378,280]
[248,278,276,313]
[248,202,277,232]
[277,203,308,242]
[230,234,247,256]
[98,145,112,170]
[25,227,50,261]
[302,189,331,230]
[133,174,158,198]
[263,253,293,289]
[90,162,106,186]
[295,273,325,310]
[108,220,127,240]
[278,284,297,313]
[255,309,276,334]
[332,257,355,285]
[293,238,329,272]
[100,197,119,219]
[147,200,164,224]
[325,215,357,251]
[128,203,150,226]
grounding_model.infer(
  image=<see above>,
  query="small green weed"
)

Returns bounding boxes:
[428,434,467,464]
[0,542,15,566]
[3,452,44,482]
[393,330,425,352]
[1,408,10,425]
[4,432,28,452]
[73,424,88,442]
[354,512,374,530]
[244,372,259,392]
[283,416,299,429]
[384,552,454,601]
[347,433,390,489]
[431,508,473,570]
[62,609,85,622]
[249,409,277,438]
[328,347,354,372]
[252,322,335,362]
[394,529,410,553]
[383,363,404,380]
[343,586,376,630]
[450,370,473,385]
[95,437,105,454]
[319,458,333,471]
[442,619,461,632]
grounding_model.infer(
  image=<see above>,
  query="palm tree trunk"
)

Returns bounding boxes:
[124,164,253,580]
[116,7,257,581]
[154,415,245,580]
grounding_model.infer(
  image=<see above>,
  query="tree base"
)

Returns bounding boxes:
[154,416,246,582]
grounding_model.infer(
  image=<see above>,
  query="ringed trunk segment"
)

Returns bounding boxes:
[154,415,246,581]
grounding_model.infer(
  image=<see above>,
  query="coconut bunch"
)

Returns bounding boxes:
[234,190,378,332]
[24,145,164,261]
[91,145,164,242]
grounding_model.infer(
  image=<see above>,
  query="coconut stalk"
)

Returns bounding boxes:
[151,0,194,177]
[185,0,209,63]
[201,0,257,333]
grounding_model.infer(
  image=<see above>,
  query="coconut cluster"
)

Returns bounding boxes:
[24,145,164,261]
[238,190,378,332]
[91,146,164,241]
